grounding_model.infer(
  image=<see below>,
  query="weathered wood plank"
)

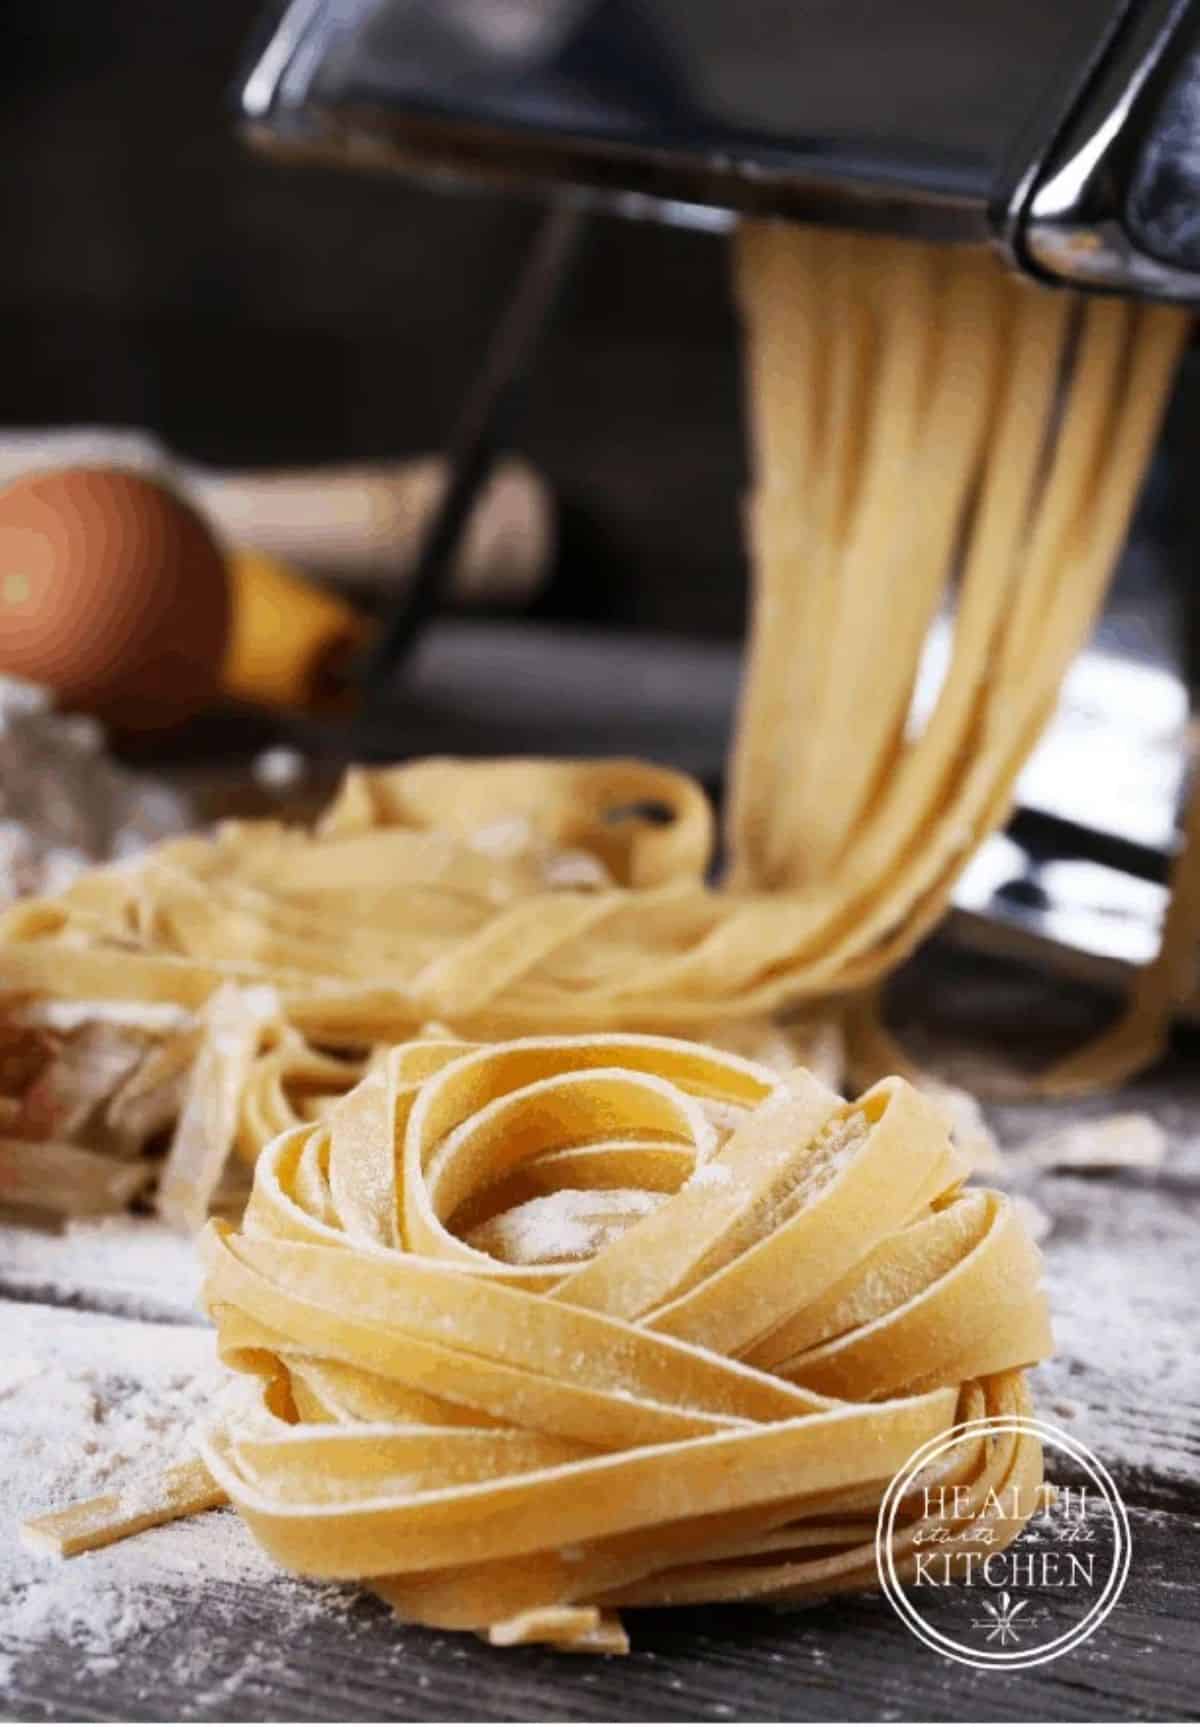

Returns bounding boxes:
[3,1499,1196,1723]
[0,1217,202,1327]
[3,998,1199,1720]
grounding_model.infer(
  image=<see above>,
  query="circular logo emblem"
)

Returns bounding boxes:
[875,1416,1130,1671]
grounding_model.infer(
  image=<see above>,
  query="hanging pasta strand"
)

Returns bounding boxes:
[791,246,1003,880]
[0,232,1191,1184]
[9,226,1194,1658]
[728,227,830,885]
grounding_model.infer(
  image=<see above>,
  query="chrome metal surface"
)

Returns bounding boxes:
[235,0,1200,978]
[1021,0,1200,299]
[239,0,1126,245]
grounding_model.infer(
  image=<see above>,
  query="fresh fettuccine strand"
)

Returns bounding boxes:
[0,237,1188,1050]
[727,228,1187,909]
[0,232,1189,1227]
[22,1034,1048,1652]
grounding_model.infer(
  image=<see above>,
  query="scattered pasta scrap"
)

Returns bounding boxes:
[1016,1111,1167,1174]
[39,1033,1045,1653]
[0,762,850,1224]
[0,233,1193,1228]
[0,1135,152,1220]
[21,1459,226,1560]
[156,983,281,1231]
[0,1007,185,1221]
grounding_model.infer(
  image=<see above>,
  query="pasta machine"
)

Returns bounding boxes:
[237,0,1200,986]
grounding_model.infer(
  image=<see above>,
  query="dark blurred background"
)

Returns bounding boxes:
[5,0,1200,974]
[6,1,1200,687]
[0,0,749,639]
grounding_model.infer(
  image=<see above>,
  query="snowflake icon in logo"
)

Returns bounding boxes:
[971,1591,1036,1646]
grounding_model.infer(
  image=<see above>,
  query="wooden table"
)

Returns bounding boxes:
[2,947,1198,1724]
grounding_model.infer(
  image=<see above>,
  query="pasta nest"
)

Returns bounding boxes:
[199,1032,1052,1652]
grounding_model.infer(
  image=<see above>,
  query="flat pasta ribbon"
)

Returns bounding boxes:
[190,1033,1051,1652]
[0,234,1192,1224]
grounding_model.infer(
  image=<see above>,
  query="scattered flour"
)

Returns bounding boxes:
[688,1161,734,1189]
[466,817,534,860]
[0,1296,359,1696]
[0,1063,1196,1697]
[987,1096,1199,1483]
[1012,1192,1053,1244]
[0,676,188,904]
[467,1188,661,1265]
[804,1108,868,1180]
[252,746,308,792]
[919,1078,1001,1172]
[539,849,613,891]
[0,1355,43,1399]
[466,815,614,892]
[0,1302,219,1686]
[1032,1209,1197,1481]
[1016,1112,1168,1174]
[698,1099,749,1139]
[0,1213,203,1321]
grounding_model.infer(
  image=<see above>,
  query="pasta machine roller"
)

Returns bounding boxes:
[241,0,1200,298]
[237,0,1200,988]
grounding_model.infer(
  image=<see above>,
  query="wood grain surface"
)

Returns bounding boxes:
[2,959,1198,1723]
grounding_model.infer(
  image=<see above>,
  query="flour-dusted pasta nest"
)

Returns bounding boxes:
[196,1032,1052,1652]
[1,231,1194,1234]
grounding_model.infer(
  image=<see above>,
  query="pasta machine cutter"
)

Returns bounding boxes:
[236,0,1200,986]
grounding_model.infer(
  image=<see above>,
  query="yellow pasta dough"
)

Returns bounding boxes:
[22,1034,1051,1651]
[0,228,1190,1136]
[8,227,1185,1648]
